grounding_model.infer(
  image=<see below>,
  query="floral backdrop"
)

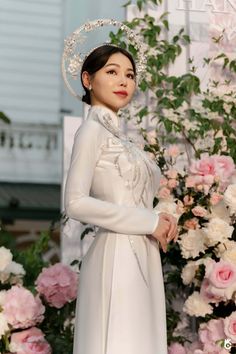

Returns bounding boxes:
[1,0,236,353]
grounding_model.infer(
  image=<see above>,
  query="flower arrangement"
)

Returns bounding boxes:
[0,231,78,354]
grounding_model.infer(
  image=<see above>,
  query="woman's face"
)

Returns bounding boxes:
[83,52,136,112]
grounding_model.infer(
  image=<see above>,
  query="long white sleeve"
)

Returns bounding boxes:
[65,118,159,235]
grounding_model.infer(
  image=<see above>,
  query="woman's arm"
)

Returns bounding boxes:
[65,119,159,235]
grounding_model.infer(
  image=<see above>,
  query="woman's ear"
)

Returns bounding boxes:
[81,71,91,90]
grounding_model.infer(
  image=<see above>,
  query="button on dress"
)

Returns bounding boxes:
[65,105,167,354]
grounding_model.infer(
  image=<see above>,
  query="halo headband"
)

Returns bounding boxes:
[61,19,147,100]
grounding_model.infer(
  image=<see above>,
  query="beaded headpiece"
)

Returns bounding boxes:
[61,19,147,100]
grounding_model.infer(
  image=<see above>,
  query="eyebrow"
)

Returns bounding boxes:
[104,63,134,72]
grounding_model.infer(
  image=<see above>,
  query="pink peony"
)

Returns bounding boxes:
[2,286,45,329]
[189,154,235,192]
[168,179,178,189]
[205,259,236,289]
[36,263,78,309]
[224,312,236,343]
[168,342,186,354]
[213,155,235,184]
[192,206,208,217]
[160,177,168,186]
[202,342,229,354]
[199,318,225,344]
[10,327,51,354]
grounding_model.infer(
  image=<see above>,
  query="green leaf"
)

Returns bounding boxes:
[137,0,143,10]
[162,19,169,30]
[122,0,132,7]
[0,111,11,124]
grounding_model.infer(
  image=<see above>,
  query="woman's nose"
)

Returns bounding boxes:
[119,74,127,86]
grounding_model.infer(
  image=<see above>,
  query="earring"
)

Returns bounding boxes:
[88,84,92,91]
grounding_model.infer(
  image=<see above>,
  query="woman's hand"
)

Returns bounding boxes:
[151,212,178,253]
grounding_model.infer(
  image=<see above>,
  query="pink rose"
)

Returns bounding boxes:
[160,177,168,186]
[205,259,236,289]
[192,206,208,217]
[168,179,178,189]
[200,279,223,303]
[184,218,199,230]
[166,145,180,158]
[168,342,186,354]
[202,342,228,354]
[224,312,236,343]
[166,169,178,179]
[3,286,44,329]
[158,187,171,199]
[183,195,194,206]
[210,192,223,205]
[10,327,51,354]
[36,263,78,309]
[199,318,225,344]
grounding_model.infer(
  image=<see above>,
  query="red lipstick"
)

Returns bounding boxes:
[113,90,128,97]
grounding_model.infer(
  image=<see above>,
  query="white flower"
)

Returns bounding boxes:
[178,230,206,259]
[0,312,9,337]
[4,261,25,276]
[215,239,236,257]
[0,247,12,272]
[183,291,213,317]
[224,184,236,215]
[204,217,234,247]
[181,261,199,285]
[222,247,236,266]
[154,200,179,219]
[210,200,231,223]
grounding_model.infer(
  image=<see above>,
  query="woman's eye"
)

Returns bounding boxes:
[107,70,116,75]
[127,73,135,80]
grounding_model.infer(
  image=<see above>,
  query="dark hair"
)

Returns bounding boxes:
[81,45,136,105]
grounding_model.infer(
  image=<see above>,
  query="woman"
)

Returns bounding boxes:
[65,44,178,354]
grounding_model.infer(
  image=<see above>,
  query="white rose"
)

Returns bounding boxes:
[0,312,9,337]
[178,230,206,259]
[224,184,236,215]
[183,291,213,317]
[204,217,234,247]
[222,247,236,266]
[0,247,12,272]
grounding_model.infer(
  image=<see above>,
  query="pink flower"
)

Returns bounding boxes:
[200,279,223,303]
[158,187,171,199]
[166,145,180,158]
[199,318,225,344]
[2,286,45,329]
[192,206,208,217]
[210,192,223,205]
[205,259,236,289]
[10,327,51,354]
[168,179,178,189]
[183,195,194,206]
[166,169,178,179]
[213,155,235,185]
[160,177,168,186]
[202,342,228,354]
[184,218,199,230]
[176,200,185,215]
[36,263,78,309]
[224,312,236,343]
[168,342,186,354]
